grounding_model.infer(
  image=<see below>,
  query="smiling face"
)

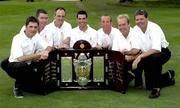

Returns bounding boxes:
[101,16,112,34]
[117,17,130,37]
[135,14,148,32]
[54,9,66,27]
[25,22,38,38]
[77,14,87,29]
[37,13,48,29]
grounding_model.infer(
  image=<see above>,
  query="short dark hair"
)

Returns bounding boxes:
[134,9,148,18]
[36,9,48,18]
[25,16,39,26]
[76,10,88,18]
[55,7,66,15]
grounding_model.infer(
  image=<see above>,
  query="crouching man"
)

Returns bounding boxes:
[1,16,52,98]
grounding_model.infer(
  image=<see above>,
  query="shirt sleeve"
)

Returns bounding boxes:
[97,31,103,46]
[90,30,98,47]
[130,29,141,49]
[19,25,26,34]
[112,34,130,52]
[36,35,49,50]
[10,36,24,62]
[112,37,119,51]
[63,24,72,39]
[150,26,162,51]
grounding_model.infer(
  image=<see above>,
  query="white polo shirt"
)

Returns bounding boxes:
[97,27,120,50]
[45,21,72,46]
[118,27,140,51]
[9,32,49,63]
[20,25,26,34]
[70,25,98,48]
[133,21,169,52]
[112,29,130,52]
[20,25,53,46]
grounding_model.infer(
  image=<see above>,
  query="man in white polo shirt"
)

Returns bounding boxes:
[113,14,142,88]
[20,9,52,46]
[1,16,52,98]
[46,7,72,49]
[97,15,120,50]
[132,9,175,99]
[70,10,97,48]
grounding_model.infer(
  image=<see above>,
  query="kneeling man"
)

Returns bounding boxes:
[1,16,52,98]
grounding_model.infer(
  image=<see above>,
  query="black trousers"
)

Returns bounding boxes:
[126,61,143,87]
[126,48,172,89]
[138,48,171,90]
[1,58,43,93]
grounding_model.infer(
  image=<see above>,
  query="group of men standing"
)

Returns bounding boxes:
[1,8,175,99]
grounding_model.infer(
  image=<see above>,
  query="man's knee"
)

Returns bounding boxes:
[146,54,162,65]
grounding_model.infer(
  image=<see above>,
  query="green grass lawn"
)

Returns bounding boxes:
[0,0,180,108]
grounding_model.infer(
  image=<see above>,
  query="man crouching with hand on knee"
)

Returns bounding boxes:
[1,16,52,98]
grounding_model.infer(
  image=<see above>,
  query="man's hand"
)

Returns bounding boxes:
[125,55,134,62]
[38,50,49,60]
[62,44,69,49]
[96,44,102,49]
[102,44,109,49]
[132,55,142,70]
[54,45,62,49]
[122,49,128,55]
[54,44,69,49]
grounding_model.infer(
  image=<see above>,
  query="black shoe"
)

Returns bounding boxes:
[13,87,24,99]
[168,70,175,86]
[149,88,160,99]
[168,70,175,79]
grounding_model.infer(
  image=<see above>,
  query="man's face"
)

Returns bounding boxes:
[101,16,111,31]
[135,15,148,30]
[54,9,65,26]
[117,17,130,35]
[37,13,48,28]
[77,14,87,28]
[25,22,38,38]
